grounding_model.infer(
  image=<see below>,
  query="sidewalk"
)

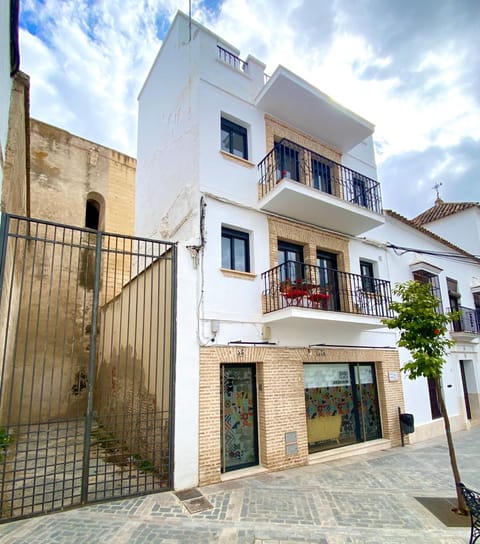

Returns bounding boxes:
[1,425,478,543]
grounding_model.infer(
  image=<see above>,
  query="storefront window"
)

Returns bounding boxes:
[304,363,381,453]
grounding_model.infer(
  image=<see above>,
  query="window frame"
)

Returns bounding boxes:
[221,227,250,273]
[221,117,248,160]
[359,260,375,293]
[413,269,443,313]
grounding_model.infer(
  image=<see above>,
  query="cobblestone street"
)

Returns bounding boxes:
[1,424,478,543]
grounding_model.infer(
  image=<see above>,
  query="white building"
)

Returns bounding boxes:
[366,210,480,442]
[136,12,479,490]
[412,198,480,257]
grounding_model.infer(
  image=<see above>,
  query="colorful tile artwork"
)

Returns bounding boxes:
[222,367,257,470]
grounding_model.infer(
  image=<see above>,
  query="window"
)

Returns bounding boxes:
[360,260,375,293]
[85,199,100,230]
[447,278,461,332]
[221,117,248,160]
[413,270,443,313]
[312,158,332,193]
[222,227,250,272]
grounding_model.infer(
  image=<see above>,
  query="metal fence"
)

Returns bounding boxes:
[0,214,176,521]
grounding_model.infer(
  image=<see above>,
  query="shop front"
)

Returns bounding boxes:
[304,363,382,453]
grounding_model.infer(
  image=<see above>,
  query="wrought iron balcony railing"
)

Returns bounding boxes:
[217,45,248,72]
[262,261,393,317]
[258,138,382,214]
[451,306,480,334]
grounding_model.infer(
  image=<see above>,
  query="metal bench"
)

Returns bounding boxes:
[458,483,480,544]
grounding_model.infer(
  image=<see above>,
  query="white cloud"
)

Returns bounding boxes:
[19,0,480,215]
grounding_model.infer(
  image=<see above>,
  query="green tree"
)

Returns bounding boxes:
[382,280,467,514]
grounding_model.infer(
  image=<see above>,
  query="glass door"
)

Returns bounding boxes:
[221,364,259,472]
[316,251,339,311]
[278,241,304,283]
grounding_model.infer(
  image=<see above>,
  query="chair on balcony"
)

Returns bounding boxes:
[458,482,480,544]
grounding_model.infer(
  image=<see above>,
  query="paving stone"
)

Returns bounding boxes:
[0,426,478,543]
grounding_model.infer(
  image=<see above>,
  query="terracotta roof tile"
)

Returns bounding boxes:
[412,200,479,226]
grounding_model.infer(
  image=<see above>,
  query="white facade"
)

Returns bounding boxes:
[420,206,480,257]
[136,12,479,489]
[367,213,480,441]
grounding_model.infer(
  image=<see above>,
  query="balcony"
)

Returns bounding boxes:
[258,139,384,236]
[261,261,392,329]
[450,306,480,342]
[255,66,373,152]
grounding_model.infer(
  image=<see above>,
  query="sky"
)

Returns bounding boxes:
[19,0,480,219]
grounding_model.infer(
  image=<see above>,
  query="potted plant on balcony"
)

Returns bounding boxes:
[279,278,309,304]
[308,291,330,309]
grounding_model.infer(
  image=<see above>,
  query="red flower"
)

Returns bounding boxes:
[433,328,440,335]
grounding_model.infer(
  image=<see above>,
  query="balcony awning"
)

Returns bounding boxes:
[255,66,374,152]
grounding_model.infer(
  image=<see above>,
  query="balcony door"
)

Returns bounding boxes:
[316,251,339,311]
[312,158,332,194]
[278,241,304,282]
[274,141,299,181]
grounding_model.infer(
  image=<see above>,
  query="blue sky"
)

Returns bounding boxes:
[18,0,480,218]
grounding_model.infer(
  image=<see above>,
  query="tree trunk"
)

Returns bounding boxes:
[435,377,468,514]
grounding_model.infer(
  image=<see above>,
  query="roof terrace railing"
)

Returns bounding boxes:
[258,138,383,214]
[217,45,248,72]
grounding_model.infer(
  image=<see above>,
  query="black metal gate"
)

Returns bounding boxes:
[0,214,176,521]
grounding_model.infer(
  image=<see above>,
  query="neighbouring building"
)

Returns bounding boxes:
[1,109,175,517]
[368,211,480,442]
[412,198,480,257]
[136,11,407,490]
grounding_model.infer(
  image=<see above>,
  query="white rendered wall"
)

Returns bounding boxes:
[136,14,201,242]
[341,136,378,180]
[421,207,480,257]
[197,81,265,208]
[368,216,480,431]
[173,244,200,489]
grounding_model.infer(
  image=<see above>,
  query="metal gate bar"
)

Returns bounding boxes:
[0,214,176,521]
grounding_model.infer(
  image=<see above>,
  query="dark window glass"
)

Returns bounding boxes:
[360,260,375,293]
[222,227,250,272]
[312,158,332,193]
[221,118,248,160]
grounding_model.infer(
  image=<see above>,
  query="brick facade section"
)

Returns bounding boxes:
[261,115,346,200]
[199,345,404,486]
[264,115,341,164]
[267,215,350,270]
